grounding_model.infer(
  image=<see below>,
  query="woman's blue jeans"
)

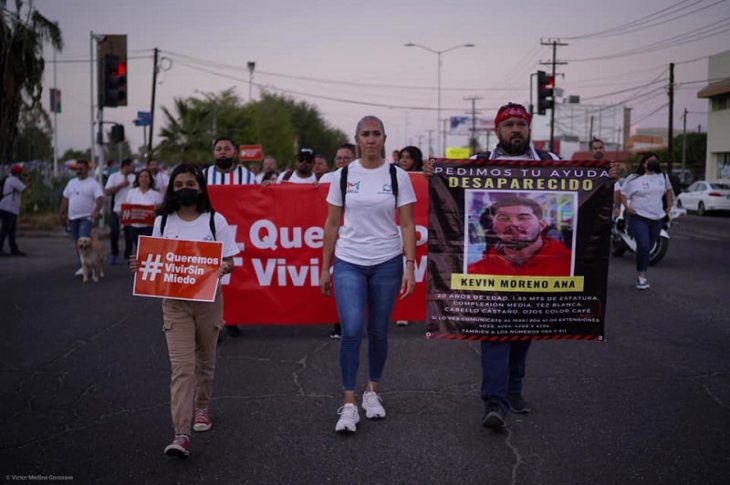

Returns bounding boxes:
[333,255,403,391]
[628,214,662,272]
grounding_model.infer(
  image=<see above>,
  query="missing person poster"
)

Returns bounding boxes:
[426,158,614,341]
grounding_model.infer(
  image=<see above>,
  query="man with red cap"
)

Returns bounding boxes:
[0,164,29,256]
[424,103,617,430]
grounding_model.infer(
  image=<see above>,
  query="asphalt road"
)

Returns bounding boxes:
[1,213,729,485]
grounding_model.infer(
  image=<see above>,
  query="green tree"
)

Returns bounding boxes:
[0,0,62,163]
[156,89,348,168]
[11,102,52,161]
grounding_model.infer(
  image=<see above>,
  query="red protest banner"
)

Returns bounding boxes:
[120,203,156,226]
[207,173,428,324]
[133,236,223,302]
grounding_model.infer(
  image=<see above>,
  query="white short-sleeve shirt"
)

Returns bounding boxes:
[105,171,136,213]
[63,177,104,220]
[326,160,416,266]
[0,175,27,215]
[152,212,239,258]
[276,170,317,184]
[621,173,673,220]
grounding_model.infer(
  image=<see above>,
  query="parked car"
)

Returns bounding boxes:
[675,180,730,215]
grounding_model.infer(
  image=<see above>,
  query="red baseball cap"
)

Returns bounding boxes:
[494,103,531,130]
[10,164,23,175]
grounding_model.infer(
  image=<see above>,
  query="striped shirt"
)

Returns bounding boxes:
[203,165,257,186]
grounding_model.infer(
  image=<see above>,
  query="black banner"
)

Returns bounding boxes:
[426,159,614,341]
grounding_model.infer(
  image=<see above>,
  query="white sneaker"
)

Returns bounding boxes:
[335,403,360,433]
[396,320,409,326]
[362,390,386,419]
[636,276,650,290]
[74,267,84,276]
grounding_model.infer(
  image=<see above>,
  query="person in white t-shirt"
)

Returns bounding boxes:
[105,158,137,264]
[124,168,164,254]
[147,159,170,193]
[0,164,29,256]
[275,148,317,184]
[620,152,674,290]
[129,163,238,459]
[59,160,104,274]
[321,116,417,434]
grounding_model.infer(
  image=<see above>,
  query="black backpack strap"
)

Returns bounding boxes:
[475,151,491,160]
[209,209,216,241]
[389,164,399,209]
[283,169,294,181]
[160,213,168,236]
[340,165,349,210]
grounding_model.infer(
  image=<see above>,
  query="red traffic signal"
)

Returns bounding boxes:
[97,35,127,108]
[537,70,554,115]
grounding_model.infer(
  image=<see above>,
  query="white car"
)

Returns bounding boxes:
[676,180,730,215]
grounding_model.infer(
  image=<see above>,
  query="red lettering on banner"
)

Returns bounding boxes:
[208,174,428,324]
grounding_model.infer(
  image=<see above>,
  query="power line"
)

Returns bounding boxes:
[566,16,730,62]
[561,0,697,39]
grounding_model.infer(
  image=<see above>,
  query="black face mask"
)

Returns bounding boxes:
[174,188,199,207]
[646,161,661,173]
[215,158,234,170]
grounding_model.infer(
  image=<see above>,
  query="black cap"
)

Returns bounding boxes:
[297,148,314,162]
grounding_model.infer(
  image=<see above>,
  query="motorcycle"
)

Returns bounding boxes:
[611,206,686,265]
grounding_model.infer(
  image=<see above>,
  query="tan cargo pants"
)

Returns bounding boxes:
[162,291,224,435]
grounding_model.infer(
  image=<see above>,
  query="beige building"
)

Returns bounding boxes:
[698,50,730,180]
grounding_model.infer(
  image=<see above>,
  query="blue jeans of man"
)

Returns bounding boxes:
[480,340,531,413]
[68,217,93,242]
[0,209,19,253]
[627,214,662,272]
[333,255,403,391]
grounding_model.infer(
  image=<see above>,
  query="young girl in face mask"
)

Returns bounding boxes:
[130,163,239,458]
[620,152,674,290]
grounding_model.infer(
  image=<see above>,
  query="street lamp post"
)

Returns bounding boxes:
[404,42,474,157]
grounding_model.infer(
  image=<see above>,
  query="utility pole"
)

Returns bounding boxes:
[53,47,58,177]
[667,62,675,172]
[89,31,96,169]
[540,39,567,154]
[681,108,688,181]
[427,129,435,158]
[247,61,256,102]
[464,95,482,155]
[147,48,159,163]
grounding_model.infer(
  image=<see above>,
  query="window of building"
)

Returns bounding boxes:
[711,94,729,111]
[718,152,730,179]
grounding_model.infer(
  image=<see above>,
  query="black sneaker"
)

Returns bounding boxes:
[226,325,241,337]
[482,400,506,429]
[508,393,531,414]
[10,250,26,257]
[329,324,341,340]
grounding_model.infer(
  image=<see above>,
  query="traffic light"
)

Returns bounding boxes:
[537,71,554,115]
[110,124,125,144]
[97,35,127,108]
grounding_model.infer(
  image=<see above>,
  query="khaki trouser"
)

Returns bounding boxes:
[162,291,223,435]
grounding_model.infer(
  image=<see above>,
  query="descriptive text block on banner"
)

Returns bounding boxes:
[425,158,614,342]
[120,203,156,226]
[132,236,223,302]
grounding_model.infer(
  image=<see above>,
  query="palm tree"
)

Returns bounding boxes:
[0,0,62,163]
[157,97,214,163]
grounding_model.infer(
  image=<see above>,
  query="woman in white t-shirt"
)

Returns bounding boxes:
[125,168,163,253]
[320,116,417,434]
[129,163,239,459]
[620,152,674,290]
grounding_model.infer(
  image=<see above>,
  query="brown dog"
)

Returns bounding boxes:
[77,228,106,283]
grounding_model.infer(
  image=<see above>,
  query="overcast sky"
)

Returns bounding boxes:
[33,0,730,161]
